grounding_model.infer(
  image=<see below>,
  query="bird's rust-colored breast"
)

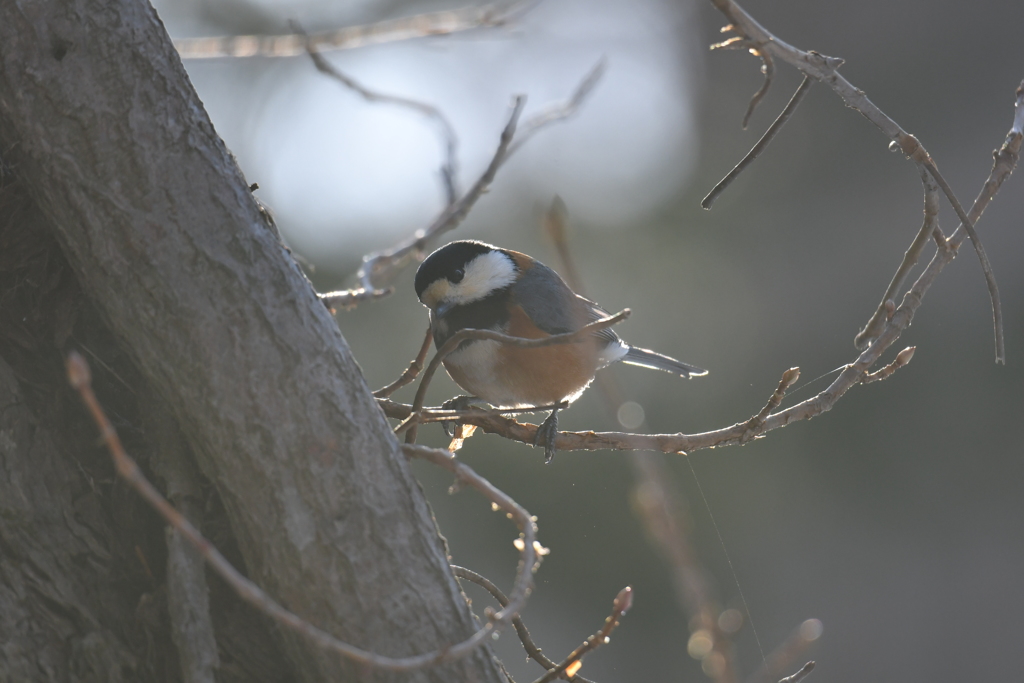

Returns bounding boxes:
[493,303,601,406]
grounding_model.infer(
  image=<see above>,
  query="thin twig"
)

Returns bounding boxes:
[916,151,1004,363]
[349,59,606,295]
[395,402,565,436]
[778,662,815,683]
[861,346,915,384]
[355,96,526,295]
[740,367,800,443]
[404,444,542,654]
[402,310,630,443]
[374,326,434,398]
[530,586,633,683]
[452,566,598,683]
[742,619,821,683]
[742,50,775,129]
[507,58,607,156]
[320,286,393,311]
[702,74,812,209]
[173,0,538,59]
[709,35,776,128]
[67,351,540,672]
[303,32,460,204]
[408,77,1018,454]
[709,0,1005,362]
[854,169,943,349]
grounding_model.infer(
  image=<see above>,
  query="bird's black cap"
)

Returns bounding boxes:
[414,240,497,299]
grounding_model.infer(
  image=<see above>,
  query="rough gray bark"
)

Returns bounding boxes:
[0,1,502,682]
[0,355,141,682]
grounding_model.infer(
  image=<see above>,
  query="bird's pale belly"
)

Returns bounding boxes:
[443,338,599,408]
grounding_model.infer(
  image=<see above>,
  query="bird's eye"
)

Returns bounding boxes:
[450,268,465,284]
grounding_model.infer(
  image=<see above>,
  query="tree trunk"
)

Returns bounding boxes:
[0,1,502,682]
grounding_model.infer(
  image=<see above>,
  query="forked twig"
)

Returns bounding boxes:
[302,32,460,203]
[530,586,633,683]
[320,286,393,311]
[861,347,915,384]
[710,32,776,128]
[702,75,813,209]
[709,0,1006,363]
[68,351,539,672]
[382,81,1022,457]
[324,59,605,303]
[452,566,598,683]
[854,169,944,349]
[740,367,800,443]
[507,58,607,155]
[404,444,542,657]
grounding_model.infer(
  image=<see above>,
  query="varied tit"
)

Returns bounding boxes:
[414,240,707,462]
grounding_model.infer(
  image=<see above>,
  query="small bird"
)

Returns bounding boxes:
[414,240,707,461]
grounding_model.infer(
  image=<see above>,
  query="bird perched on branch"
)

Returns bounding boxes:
[414,240,707,462]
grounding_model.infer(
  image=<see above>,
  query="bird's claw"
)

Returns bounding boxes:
[534,407,562,464]
[441,395,477,438]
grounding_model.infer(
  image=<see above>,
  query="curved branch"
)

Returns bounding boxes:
[709,0,1006,362]
[381,81,1022,458]
[702,75,812,209]
[321,59,606,301]
[69,352,539,673]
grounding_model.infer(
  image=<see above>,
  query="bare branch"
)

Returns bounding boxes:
[855,169,943,349]
[452,566,599,683]
[709,0,1005,362]
[319,286,393,311]
[302,31,460,204]
[530,586,633,683]
[742,619,821,683]
[343,59,606,296]
[861,346,915,384]
[402,77,1022,456]
[374,326,434,398]
[507,58,607,156]
[702,75,812,209]
[173,0,538,59]
[68,351,540,672]
[401,310,631,444]
[404,444,542,657]
[778,662,815,683]
[742,50,775,129]
[740,367,800,443]
[710,33,776,128]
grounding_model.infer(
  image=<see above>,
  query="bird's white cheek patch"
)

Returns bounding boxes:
[449,251,517,305]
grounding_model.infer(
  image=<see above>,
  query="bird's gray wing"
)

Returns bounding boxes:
[512,263,620,345]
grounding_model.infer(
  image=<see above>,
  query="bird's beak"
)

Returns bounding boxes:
[435,301,454,318]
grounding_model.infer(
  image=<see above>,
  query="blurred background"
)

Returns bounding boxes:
[159,0,1024,680]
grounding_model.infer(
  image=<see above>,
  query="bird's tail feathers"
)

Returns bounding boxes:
[622,346,708,378]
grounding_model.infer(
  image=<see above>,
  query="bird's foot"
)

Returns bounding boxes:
[440,396,480,438]
[534,403,567,464]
